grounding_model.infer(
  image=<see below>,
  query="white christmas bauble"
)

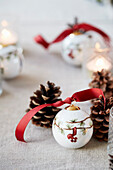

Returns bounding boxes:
[62,33,90,66]
[0,46,24,79]
[52,105,93,149]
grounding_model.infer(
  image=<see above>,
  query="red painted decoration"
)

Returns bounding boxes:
[68,50,74,59]
[67,127,78,143]
[73,127,77,136]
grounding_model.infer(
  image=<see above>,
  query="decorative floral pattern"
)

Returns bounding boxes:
[0,50,18,61]
[53,116,93,143]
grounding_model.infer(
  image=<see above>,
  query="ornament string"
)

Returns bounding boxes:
[34,23,110,49]
[15,88,105,142]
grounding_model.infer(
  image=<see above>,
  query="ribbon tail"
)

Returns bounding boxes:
[34,29,73,49]
[15,98,72,142]
[15,104,51,142]
[51,29,73,43]
[34,35,50,49]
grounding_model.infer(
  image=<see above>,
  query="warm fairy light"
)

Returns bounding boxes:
[86,42,112,72]
[95,42,109,53]
[1,20,8,27]
[0,28,18,46]
[0,20,18,46]
[0,45,3,49]
[95,42,100,50]
[87,55,112,72]
[95,57,104,71]
[1,29,11,39]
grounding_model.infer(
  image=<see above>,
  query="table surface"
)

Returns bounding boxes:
[0,0,113,169]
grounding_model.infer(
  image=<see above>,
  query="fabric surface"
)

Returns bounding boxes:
[0,0,112,169]
[0,43,109,170]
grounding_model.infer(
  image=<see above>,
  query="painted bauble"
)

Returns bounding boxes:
[62,32,91,66]
[52,105,93,149]
[0,46,24,79]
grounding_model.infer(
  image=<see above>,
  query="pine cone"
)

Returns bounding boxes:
[109,155,113,170]
[90,95,113,141]
[89,69,113,98]
[28,81,62,128]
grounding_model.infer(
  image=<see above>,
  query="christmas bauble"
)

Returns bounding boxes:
[62,32,91,66]
[0,46,24,79]
[52,105,93,148]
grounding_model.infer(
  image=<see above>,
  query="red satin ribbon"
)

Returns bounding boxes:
[15,88,105,142]
[34,23,110,49]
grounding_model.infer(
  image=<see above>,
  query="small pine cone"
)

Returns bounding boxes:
[90,95,113,142]
[89,69,113,98]
[109,155,113,170]
[27,81,62,128]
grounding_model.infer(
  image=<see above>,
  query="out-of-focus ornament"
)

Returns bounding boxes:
[62,18,91,66]
[62,31,92,66]
[34,18,110,67]
[0,45,24,79]
[52,105,93,149]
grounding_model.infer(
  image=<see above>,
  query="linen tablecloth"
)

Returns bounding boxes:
[0,0,113,169]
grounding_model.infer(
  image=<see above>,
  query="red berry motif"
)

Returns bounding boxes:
[71,137,77,143]
[67,134,73,139]
[67,127,77,143]
[68,50,74,59]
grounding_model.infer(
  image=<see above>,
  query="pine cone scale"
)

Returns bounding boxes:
[30,96,42,105]
[41,95,50,101]
[95,117,104,122]
[33,116,41,120]
[95,132,104,139]
[99,127,108,134]
[44,115,55,119]
[40,119,51,124]
[105,116,109,122]
[93,123,101,129]
[103,122,109,128]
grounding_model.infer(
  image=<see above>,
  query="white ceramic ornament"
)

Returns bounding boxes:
[62,33,91,66]
[52,105,93,149]
[0,46,24,79]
